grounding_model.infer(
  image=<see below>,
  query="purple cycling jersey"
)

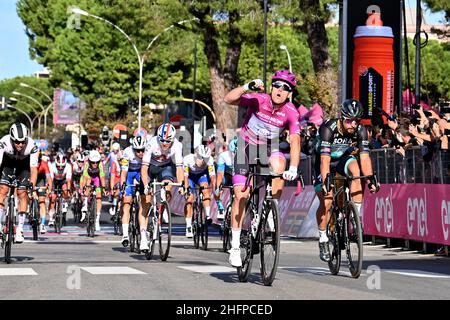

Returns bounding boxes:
[239,93,301,144]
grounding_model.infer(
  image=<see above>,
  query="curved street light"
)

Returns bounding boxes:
[12,91,45,138]
[279,44,292,73]
[19,82,53,136]
[9,97,42,138]
[70,7,198,131]
[5,105,34,137]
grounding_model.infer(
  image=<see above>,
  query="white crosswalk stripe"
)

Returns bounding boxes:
[80,267,146,275]
[0,268,38,276]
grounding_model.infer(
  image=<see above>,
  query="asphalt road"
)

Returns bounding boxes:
[1,206,449,301]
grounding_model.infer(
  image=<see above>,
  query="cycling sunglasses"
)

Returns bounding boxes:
[158,138,172,144]
[343,118,360,125]
[272,81,292,92]
[11,140,26,145]
[90,160,100,164]
[133,148,145,153]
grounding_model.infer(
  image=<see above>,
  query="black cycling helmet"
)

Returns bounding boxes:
[340,99,364,119]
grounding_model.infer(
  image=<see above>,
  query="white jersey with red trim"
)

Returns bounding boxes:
[0,135,39,167]
[50,162,73,181]
[142,136,183,167]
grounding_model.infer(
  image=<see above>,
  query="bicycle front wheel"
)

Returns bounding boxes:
[4,197,15,264]
[222,203,232,253]
[159,201,172,261]
[259,199,280,286]
[31,199,39,241]
[192,203,200,249]
[87,197,96,237]
[345,202,363,278]
[200,204,208,251]
[327,209,341,275]
[145,208,156,260]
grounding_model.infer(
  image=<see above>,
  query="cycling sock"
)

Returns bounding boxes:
[231,229,241,249]
[354,202,362,215]
[18,213,26,230]
[318,229,328,243]
[48,209,55,220]
[205,207,211,218]
[41,217,46,225]
[113,198,118,207]
[185,218,192,228]
[122,224,129,237]
[0,208,4,224]
[217,201,224,211]
[140,229,147,240]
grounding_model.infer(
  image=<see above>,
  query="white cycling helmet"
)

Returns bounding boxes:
[10,123,28,142]
[89,150,101,162]
[55,154,67,167]
[131,135,146,150]
[76,154,85,162]
[196,145,211,160]
[112,142,120,151]
[157,123,176,143]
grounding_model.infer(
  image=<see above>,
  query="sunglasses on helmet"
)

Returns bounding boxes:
[272,81,292,92]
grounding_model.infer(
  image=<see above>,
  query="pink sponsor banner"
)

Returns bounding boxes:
[364,184,450,245]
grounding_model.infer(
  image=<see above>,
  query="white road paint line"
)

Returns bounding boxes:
[278,266,366,278]
[0,268,38,276]
[80,267,146,275]
[178,265,236,273]
[384,269,450,279]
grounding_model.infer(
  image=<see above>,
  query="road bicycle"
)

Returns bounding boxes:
[28,188,41,241]
[83,183,102,238]
[1,169,22,264]
[53,184,65,234]
[190,185,212,251]
[237,163,303,286]
[144,180,181,261]
[219,185,234,253]
[325,173,377,278]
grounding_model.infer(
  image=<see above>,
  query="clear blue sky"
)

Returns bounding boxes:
[0,0,446,81]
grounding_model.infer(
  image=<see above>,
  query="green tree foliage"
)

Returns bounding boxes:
[0,76,53,136]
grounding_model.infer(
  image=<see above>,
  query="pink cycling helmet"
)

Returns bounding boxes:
[271,70,297,89]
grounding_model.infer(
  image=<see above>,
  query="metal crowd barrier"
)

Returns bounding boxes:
[370,146,450,184]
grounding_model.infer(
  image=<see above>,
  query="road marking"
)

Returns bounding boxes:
[0,268,38,276]
[278,266,366,278]
[178,265,236,273]
[383,269,450,279]
[80,267,146,275]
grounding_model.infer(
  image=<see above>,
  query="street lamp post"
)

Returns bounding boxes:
[12,91,45,138]
[9,97,42,138]
[19,82,53,136]
[70,7,197,131]
[5,104,34,136]
[279,44,292,73]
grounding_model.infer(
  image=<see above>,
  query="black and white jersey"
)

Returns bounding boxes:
[0,135,39,167]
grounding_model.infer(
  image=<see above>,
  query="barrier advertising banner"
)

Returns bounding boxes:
[363,184,450,246]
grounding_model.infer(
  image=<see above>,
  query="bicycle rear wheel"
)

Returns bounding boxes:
[259,199,280,286]
[327,209,341,275]
[159,201,172,261]
[222,203,232,253]
[346,202,363,278]
[4,198,15,264]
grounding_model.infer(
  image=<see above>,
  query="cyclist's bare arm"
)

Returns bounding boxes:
[121,168,129,188]
[176,166,184,185]
[320,155,331,185]
[359,153,374,177]
[30,166,38,189]
[288,134,301,169]
[223,86,247,105]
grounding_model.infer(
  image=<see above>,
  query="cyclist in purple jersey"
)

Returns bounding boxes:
[223,70,301,267]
